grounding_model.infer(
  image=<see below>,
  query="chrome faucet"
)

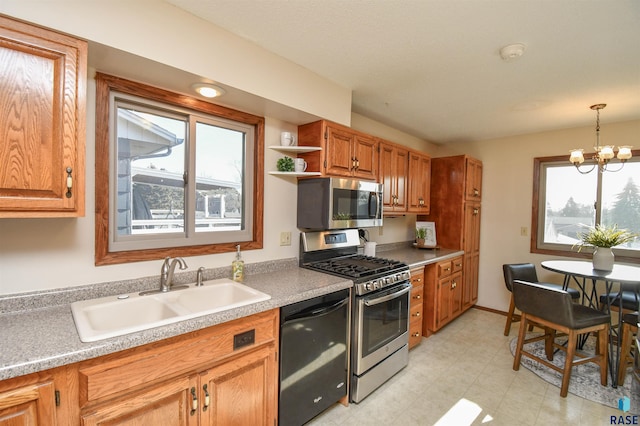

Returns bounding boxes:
[160,257,188,292]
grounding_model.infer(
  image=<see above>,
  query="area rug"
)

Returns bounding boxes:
[510,335,639,413]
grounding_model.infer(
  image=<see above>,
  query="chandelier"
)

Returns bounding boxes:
[569,104,633,174]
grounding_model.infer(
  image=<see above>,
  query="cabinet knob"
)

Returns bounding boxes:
[412,332,421,337]
[473,188,479,196]
[413,312,421,317]
[473,208,479,215]
[413,295,421,300]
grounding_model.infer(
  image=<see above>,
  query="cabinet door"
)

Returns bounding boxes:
[0,380,57,425]
[450,271,463,318]
[201,344,276,426]
[435,277,452,329]
[463,202,481,253]
[0,16,86,217]
[379,143,396,209]
[465,158,483,201]
[81,376,197,426]
[394,147,409,210]
[407,152,431,213]
[325,126,355,177]
[352,134,378,180]
[463,253,480,309]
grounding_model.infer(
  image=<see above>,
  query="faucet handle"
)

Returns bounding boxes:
[196,267,205,286]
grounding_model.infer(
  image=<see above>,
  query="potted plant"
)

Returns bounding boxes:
[574,224,637,271]
[416,227,427,247]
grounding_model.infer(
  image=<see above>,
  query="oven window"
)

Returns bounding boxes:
[361,286,409,357]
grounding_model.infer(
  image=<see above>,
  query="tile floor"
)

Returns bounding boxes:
[308,308,623,426]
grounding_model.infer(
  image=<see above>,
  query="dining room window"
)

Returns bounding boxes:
[531,154,640,262]
[95,73,264,265]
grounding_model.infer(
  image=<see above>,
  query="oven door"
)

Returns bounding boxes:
[353,282,411,375]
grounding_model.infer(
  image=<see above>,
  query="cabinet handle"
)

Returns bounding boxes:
[473,208,479,215]
[413,295,421,300]
[412,332,421,337]
[202,384,210,411]
[473,188,479,196]
[452,281,457,289]
[413,312,421,317]
[351,157,357,170]
[190,387,198,415]
[65,167,73,198]
[355,159,360,169]
[444,267,451,271]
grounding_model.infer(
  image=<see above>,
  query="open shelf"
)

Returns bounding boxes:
[268,171,322,177]
[269,146,322,153]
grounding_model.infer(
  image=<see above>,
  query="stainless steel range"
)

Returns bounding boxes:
[300,229,411,403]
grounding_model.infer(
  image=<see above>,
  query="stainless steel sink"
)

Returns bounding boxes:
[71,279,270,342]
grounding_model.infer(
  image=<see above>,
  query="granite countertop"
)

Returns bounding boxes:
[377,245,464,269]
[0,246,461,382]
[0,259,352,381]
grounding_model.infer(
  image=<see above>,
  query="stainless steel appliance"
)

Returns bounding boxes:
[300,229,411,403]
[279,288,350,426]
[297,177,383,230]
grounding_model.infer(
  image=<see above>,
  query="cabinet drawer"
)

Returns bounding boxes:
[410,284,423,307]
[410,301,422,321]
[452,257,463,274]
[437,261,453,278]
[78,309,278,405]
[409,318,423,348]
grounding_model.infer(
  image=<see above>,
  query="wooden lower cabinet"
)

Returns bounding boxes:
[423,256,464,334]
[0,377,57,425]
[0,310,279,426]
[408,266,425,348]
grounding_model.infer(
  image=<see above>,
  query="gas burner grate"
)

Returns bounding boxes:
[306,255,405,279]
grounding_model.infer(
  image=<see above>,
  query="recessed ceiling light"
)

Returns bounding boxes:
[192,83,226,98]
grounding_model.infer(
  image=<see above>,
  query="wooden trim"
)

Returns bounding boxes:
[94,73,265,265]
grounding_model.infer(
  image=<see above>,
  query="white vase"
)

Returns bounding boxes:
[592,247,615,271]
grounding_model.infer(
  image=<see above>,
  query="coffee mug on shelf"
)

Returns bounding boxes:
[280,131,295,146]
[294,158,307,172]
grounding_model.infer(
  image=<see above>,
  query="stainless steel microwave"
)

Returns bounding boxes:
[297,177,383,230]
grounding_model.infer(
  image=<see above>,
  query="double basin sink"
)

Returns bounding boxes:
[71,279,271,342]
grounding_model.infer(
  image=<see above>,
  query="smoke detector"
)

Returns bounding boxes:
[499,43,526,61]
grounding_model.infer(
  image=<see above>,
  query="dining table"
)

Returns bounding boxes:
[541,260,640,388]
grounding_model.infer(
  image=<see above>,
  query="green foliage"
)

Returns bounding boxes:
[416,227,427,239]
[277,156,294,172]
[574,224,638,251]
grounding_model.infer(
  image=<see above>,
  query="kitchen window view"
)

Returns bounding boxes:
[94,74,264,265]
[533,155,640,259]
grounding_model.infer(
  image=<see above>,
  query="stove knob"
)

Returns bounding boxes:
[374,280,380,290]
[366,282,373,291]
[385,277,392,285]
[403,271,411,281]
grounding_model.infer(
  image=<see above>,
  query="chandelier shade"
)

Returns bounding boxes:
[569,104,633,174]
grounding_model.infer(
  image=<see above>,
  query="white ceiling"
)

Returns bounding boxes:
[166,0,640,144]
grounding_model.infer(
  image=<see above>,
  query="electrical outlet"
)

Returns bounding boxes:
[280,231,291,246]
[520,227,528,237]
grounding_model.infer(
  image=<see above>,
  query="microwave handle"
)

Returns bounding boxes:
[368,192,380,218]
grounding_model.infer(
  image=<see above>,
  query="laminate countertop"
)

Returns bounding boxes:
[0,246,461,381]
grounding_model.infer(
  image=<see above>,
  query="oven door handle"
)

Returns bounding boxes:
[363,284,411,306]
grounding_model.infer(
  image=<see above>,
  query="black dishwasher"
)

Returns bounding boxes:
[279,288,350,426]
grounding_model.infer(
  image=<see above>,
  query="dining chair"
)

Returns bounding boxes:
[599,283,639,314]
[512,280,610,397]
[617,311,638,385]
[502,263,581,336]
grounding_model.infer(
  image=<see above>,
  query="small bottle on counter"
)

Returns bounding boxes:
[232,244,244,282]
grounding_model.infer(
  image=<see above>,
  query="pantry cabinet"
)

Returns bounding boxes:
[409,266,425,348]
[0,15,87,217]
[407,151,431,214]
[378,140,408,213]
[297,120,378,180]
[423,256,463,333]
[419,155,482,316]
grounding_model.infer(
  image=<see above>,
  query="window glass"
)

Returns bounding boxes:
[533,155,640,261]
[601,161,640,251]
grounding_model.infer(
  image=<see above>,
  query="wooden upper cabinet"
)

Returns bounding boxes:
[0,16,87,217]
[298,120,378,180]
[379,140,408,213]
[465,157,482,201]
[407,151,431,213]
